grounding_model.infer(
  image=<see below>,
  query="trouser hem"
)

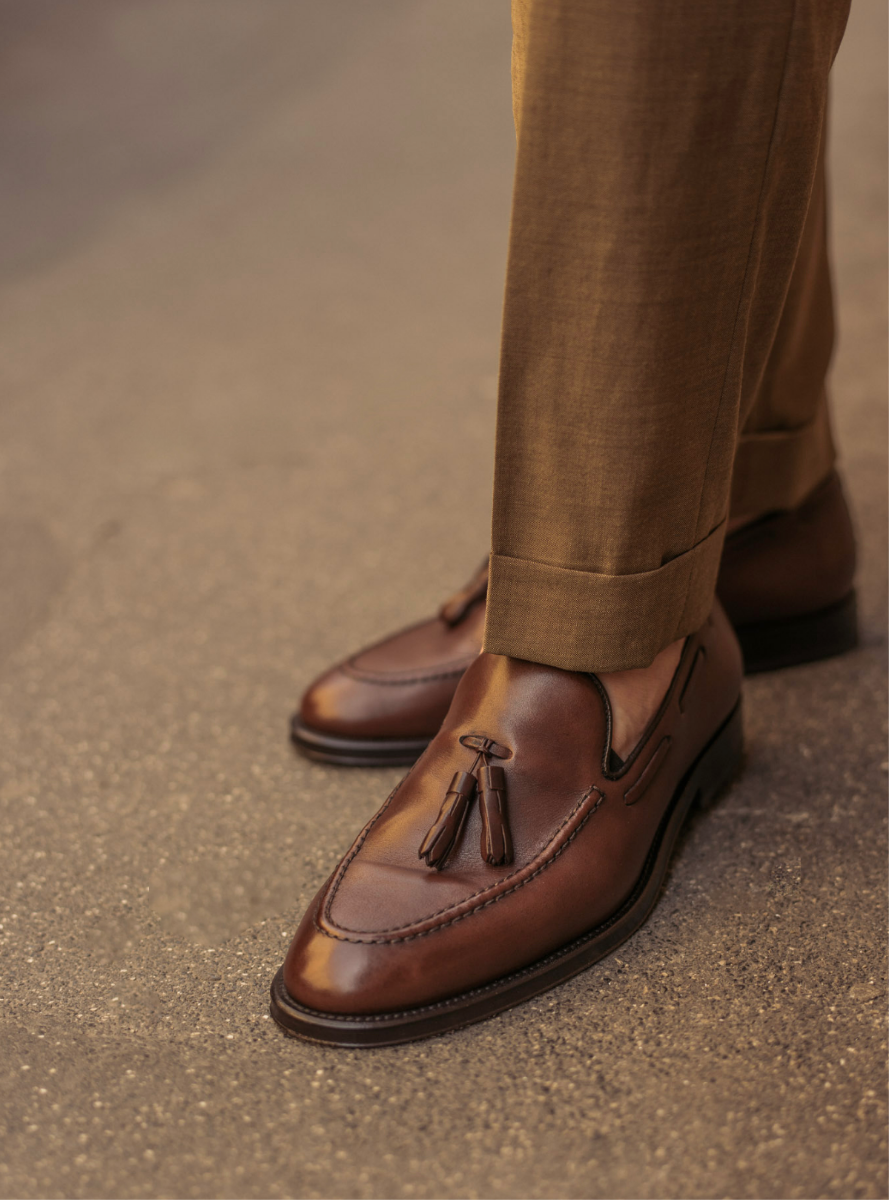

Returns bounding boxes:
[731,395,836,517]
[483,522,726,673]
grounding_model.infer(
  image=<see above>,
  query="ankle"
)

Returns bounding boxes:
[599,639,684,760]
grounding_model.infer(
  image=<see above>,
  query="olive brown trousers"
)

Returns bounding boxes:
[483,0,852,672]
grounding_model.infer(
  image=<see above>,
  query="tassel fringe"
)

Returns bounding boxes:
[418,737,513,870]
[418,771,476,869]
[478,765,511,865]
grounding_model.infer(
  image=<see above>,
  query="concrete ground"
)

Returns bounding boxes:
[0,2,885,1197]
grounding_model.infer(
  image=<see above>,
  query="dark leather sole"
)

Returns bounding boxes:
[290,717,430,767]
[270,699,744,1047]
[736,589,858,674]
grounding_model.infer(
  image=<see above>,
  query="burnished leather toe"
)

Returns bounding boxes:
[292,563,488,765]
[272,604,744,1045]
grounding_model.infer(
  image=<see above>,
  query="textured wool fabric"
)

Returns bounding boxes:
[485,0,851,672]
[732,137,838,517]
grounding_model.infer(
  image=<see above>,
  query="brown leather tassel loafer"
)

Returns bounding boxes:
[271,604,744,1047]
[291,471,856,766]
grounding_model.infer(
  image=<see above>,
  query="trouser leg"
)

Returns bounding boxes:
[484,0,850,672]
[731,134,837,517]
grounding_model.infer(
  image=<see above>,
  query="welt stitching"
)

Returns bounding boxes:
[317,791,605,945]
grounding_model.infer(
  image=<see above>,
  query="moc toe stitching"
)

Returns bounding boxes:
[284,826,660,1024]
[319,787,606,942]
[277,608,745,1039]
[341,657,477,686]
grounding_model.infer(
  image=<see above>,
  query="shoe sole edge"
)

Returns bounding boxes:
[271,698,745,1047]
[290,718,431,767]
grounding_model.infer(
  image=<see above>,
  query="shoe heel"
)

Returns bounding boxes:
[691,701,745,812]
[738,590,859,674]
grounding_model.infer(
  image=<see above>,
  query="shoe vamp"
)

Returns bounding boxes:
[326,656,611,929]
[349,609,484,677]
[320,779,669,965]
[322,713,616,936]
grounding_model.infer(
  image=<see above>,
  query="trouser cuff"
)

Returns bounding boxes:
[731,396,836,517]
[483,522,726,673]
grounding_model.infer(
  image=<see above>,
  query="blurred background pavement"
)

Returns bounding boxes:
[0,3,885,1197]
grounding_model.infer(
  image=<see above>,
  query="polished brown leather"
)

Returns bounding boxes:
[298,562,487,742]
[283,603,742,1015]
[296,471,854,747]
[716,469,856,626]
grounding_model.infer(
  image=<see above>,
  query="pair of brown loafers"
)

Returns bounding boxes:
[271,473,857,1045]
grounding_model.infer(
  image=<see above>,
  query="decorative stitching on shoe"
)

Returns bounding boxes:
[282,701,741,1022]
[318,786,605,943]
[624,736,671,806]
[593,629,695,781]
[282,829,659,1022]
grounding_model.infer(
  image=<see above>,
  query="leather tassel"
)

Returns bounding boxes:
[459,734,510,760]
[418,771,476,869]
[478,765,512,866]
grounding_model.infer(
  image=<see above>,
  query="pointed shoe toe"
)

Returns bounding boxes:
[290,566,488,767]
[291,660,436,767]
[272,605,744,1046]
